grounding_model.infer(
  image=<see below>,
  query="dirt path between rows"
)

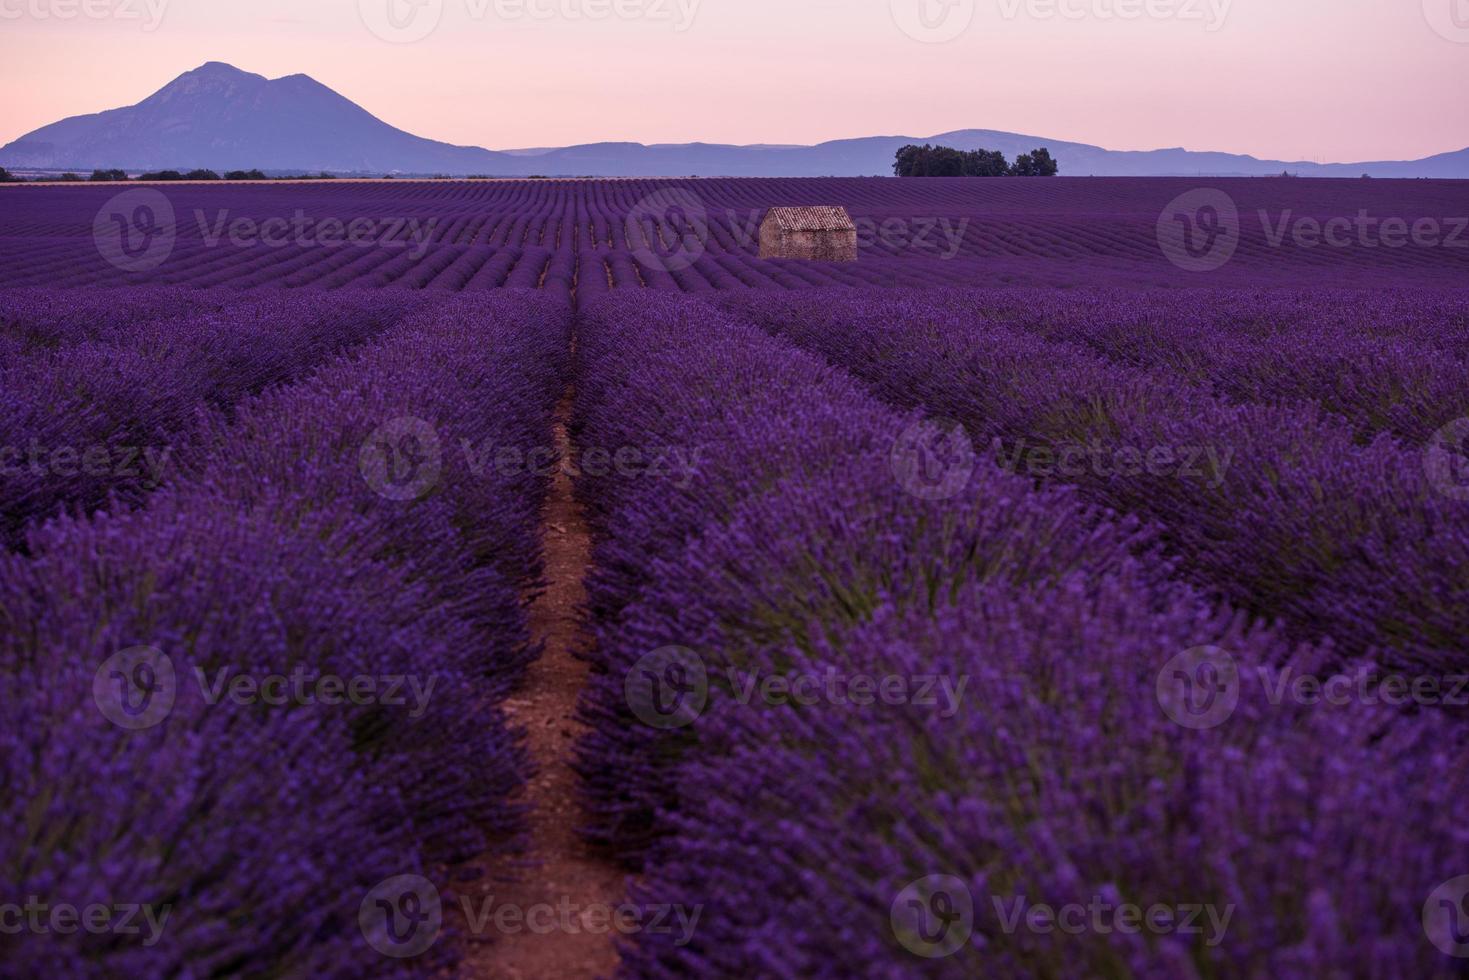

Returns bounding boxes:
[459,388,625,979]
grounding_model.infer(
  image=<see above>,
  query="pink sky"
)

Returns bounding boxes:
[1,0,1465,162]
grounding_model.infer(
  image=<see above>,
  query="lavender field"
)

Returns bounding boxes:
[2,176,1469,978]
[4,177,1469,294]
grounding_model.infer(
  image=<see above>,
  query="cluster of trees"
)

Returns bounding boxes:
[135,169,222,181]
[894,144,1059,177]
[0,167,83,183]
[1012,149,1061,176]
[0,168,348,183]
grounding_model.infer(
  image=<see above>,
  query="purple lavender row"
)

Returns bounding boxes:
[0,288,427,547]
[724,289,1469,679]
[0,290,570,976]
[968,286,1469,359]
[0,286,250,363]
[569,292,1466,976]
[931,287,1469,444]
[571,291,1158,859]
[628,571,1469,979]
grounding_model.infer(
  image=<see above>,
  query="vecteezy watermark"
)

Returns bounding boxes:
[93,646,177,731]
[890,0,976,43]
[1423,876,1469,959]
[485,0,699,28]
[359,875,703,958]
[194,210,440,259]
[1157,647,1469,730]
[890,875,974,958]
[622,205,970,263]
[1256,665,1469,710]
[720,210,970,261]
[1156,646,1241,730]
[852,216,970,259]
[1425,418,1469,501]
[94,196,441,271]
[460,896,702,946]
[0,442,172,487]
[626,188,709,274]
[360,875,443,959]
[1160,189,1469,272]
[890,417,976,500]
[0,898,171,947]
[1157,188,1240,272]
[990,894,1235,947]
[360,417,444,502]
[358,418,703,501]
[358,0,445,42]
[92,646,440,729]
[1422,0,1469,44]
[94,189,177,273]
[0,0,169,30]
[889,878,1234,959]
[357,0,699,43]
[724,666,970,719]
[193,666,437,718]
[459,440,702,489]
[624,648,970,729]
[1259,211,1468,252]
[996,0,1231,30]
[625,646,709,729]
[892,0,1230,43]
[995,438,1234,488]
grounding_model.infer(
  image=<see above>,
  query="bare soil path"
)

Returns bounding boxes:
[458,388,625,979]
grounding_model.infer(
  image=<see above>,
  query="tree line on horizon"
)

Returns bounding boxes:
[893,144,1059,177]
[0,168,345,183]
[0,168,503,183]
[5,154,1065,183]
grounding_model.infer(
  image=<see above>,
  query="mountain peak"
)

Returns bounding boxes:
[184,61,261,81]
[146,62,266,104]
[0,61,498,173]
[273,72,333,94]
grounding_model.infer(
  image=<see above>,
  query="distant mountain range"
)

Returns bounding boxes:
[3,62,1466,179]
